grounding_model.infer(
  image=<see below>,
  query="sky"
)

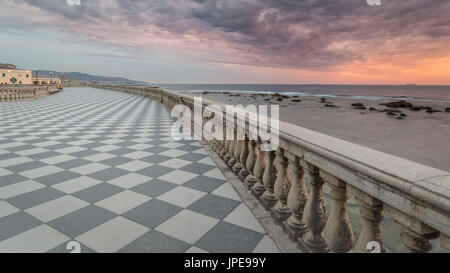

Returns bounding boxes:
[0,0,449,84]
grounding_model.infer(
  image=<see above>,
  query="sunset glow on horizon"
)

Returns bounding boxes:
[1,0,449,84]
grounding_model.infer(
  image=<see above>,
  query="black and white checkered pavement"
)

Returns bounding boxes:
[0,87,280,253]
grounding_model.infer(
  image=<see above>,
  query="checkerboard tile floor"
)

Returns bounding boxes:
[0,87,280,253]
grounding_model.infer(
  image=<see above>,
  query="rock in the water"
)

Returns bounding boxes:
[383,109,402,113]
[386,111,397,116]
[445,107,450,112]
[325,104,338,108]
[351,103,364,107]
[353,106,367,110]
[291,99,302,102]
[276,98,283,101]
[369,107,377,111]
[384,101,414,108]
[400,113,407,117]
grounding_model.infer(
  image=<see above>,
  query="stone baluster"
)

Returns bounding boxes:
[220,121,232,159]
[230,135,242,171]
[260,150,278,210]
[216,119,227,155]
[219,139,229,159]
[350,188,385,253]
[282,158,308,241]
[239,139,256,182]
[321,171,354,253]
[250,140,266,197]
[385,205,440,253]
[224,125,236,165]
[226,135,237,167]
[441,234,450,253]
[238,137,250,181]
[400,226,440,253]
[299,162,329,253]
[233,137,247,175]
[271,149,292,223]
[243,140,258,189]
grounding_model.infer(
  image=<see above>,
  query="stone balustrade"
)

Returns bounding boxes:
[0,85,61,102]
[96,85,450,253]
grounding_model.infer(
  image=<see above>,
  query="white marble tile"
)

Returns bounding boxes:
[25,195,89,222]
[0,225,70,253]
[156,210,218,244]
[95,190,150,214]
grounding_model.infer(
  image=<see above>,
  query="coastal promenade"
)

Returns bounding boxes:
[0,88,279,253]
[1,86,448,253]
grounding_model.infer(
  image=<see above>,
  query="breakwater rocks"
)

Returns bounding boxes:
[346,100,448,120]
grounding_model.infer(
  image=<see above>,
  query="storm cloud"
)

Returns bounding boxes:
[1,0,450,70]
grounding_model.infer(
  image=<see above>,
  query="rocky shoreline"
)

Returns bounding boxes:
[193,91,450,171]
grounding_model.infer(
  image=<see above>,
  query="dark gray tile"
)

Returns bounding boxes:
[7,187,65,210]
[35,171,82,186]
[28,151,61,160]
[178,153,208,162]
[25,138,46,144]
[108,148,135,156]
[56,137,80,143]
[146,140,168,146]
[48,205,117,238]
[183,176,225,193]
[177,145,202,152]
[73,183,124,203]
[70,149,98,158]
[123,199,182,228]
[130,179,177,198]
[6,161,47,173]
[137,165,173,178]
[180,163,216,175]
[43,143,70,150]
[147,146,170,154]
[0,174,29,187]
[0,152,18,161]
[81,142,105,149]
[7,145,34,152]
[0,212,42,241]
[119,230,189,253]
[196,222,264,253]
[114,140,140,148]
[88,167,129,181]
[99,156,133,167]
[54,159,91,169]
[188,194,240,219]
[140,154,172,164]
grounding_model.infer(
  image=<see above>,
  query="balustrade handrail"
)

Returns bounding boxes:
[95,84,450,252]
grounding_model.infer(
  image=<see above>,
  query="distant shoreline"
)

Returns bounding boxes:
[157,83,450,102]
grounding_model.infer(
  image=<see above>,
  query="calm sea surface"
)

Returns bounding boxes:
[156,84,450,102]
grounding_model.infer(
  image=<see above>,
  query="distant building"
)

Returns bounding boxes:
[33,77,62,85]
[0,63,17,70]
[0,68,33,85]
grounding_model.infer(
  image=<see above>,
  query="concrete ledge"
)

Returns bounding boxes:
[0,85,62,102]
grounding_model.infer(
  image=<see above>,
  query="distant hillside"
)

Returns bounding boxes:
[36,70,149,85]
